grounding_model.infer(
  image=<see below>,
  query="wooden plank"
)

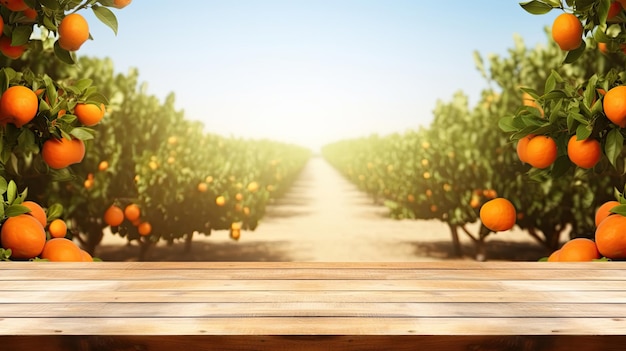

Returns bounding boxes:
[2,278,625,291]
[1,317,625,335]
[3,268,626,280]
[1,261,624,270]
[1,302,623,318]
[3,289,626,304]
[3,335,626,351]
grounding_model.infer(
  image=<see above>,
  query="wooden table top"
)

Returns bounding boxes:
[1,262,625,350]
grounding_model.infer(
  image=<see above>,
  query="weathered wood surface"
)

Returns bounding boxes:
[1,262,626,350]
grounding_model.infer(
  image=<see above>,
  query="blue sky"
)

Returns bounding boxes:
[79,1,556,151]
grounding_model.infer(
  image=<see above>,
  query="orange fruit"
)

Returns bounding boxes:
[1,214,46,259]
[603,86,626,128]
[48,219,67,238]
[552,13,583,51]
[57,13,90,51]
[112,0,132,9]
[567,135,601,169]
[595,214,626,259]
[0,35,26,59]
[22,7,36,20]
[598,42,608,54]
[80,249,93,262]
[558,238,601,261]
[40,238,83,262]
[74,102,105,126]
[98,160,108,171]
[480,197,516,232]
[215,196,226,206]
[124,203,141,222]
[547,249,561,262]
[516,134,535,164]
[41,136,85,169]
[22,200,47,227]
[104,205,124,227]
[247,181,259,193]
[522,92,544,117]
[595,200,620,227]
[197,182,208,192]
[469,196,480,209]
[524,135,558,169]
[0,85,38,128]
[0,0,28,11]
[609,1,623,19]
[137,221,151,236]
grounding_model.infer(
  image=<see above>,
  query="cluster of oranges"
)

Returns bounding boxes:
[104,203,152,237]
[0,0,132,60]
[516,133,602,170]
[0,200,92,261]
[548,200,626,262]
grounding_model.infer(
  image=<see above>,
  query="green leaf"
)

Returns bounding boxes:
[6,180,17,204]
[70,127,95,140]
[0,177,6,195]
[5,204,30,217]
[563,41,586,64]
[519,0,554,15]
[610,204,626,216]
[46,203,63,221]
[53,41,76,65]
[11,25,33,46]
[92,5,118,35]
[605,128,624,168]
[575,124,592,140]
[498,116,519,133]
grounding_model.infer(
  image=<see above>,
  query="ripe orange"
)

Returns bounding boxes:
[247,181,259,193]
[216,195,226,206]
[74,102,105,126]
[603,85,626,127]
[595,214,626,259]
[137,221,151,236]
[98,160,109,171]
[124,203,141,222]
[22,200,47,227]
[567,135,601,169]
[197,182,208,192]
[547,249,561,262]
[516,134,535,164]
[558,238,601,261]
[598,42,608,54]
[112,0,132,9]
[1,214,46,259]
[0,85,38,128]
[525,135,558,169]
[480,198,516,232]
[552,13,583,51]
[57,13,90,51]
[609,1,623,19]
[80,249,93,262]
[41,136,85,169]
[595,200,620,227]
[40,238,83,262]
[48,219,67,238]
[104,205,124,227]
[0,0,28,11]
[0,35,26,59]
[522,92,544,117]
[22,7,36,19]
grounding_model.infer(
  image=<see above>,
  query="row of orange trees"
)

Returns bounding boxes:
[323,26,618,260]
[12,54,311,260]
[0,1,310,261]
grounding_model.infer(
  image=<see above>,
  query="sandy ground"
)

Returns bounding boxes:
[97,156,550,262]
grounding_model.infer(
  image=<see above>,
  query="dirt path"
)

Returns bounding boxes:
[97,156,549,262]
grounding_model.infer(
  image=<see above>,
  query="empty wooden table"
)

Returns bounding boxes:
[1,262,625,350]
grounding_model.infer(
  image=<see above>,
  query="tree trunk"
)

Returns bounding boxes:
[447,224,463,258]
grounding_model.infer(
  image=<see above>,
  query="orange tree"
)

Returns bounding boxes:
[0,0,129,261]
[504,0,626,261]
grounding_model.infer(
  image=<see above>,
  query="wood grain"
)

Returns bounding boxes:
[1,262,625,350]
